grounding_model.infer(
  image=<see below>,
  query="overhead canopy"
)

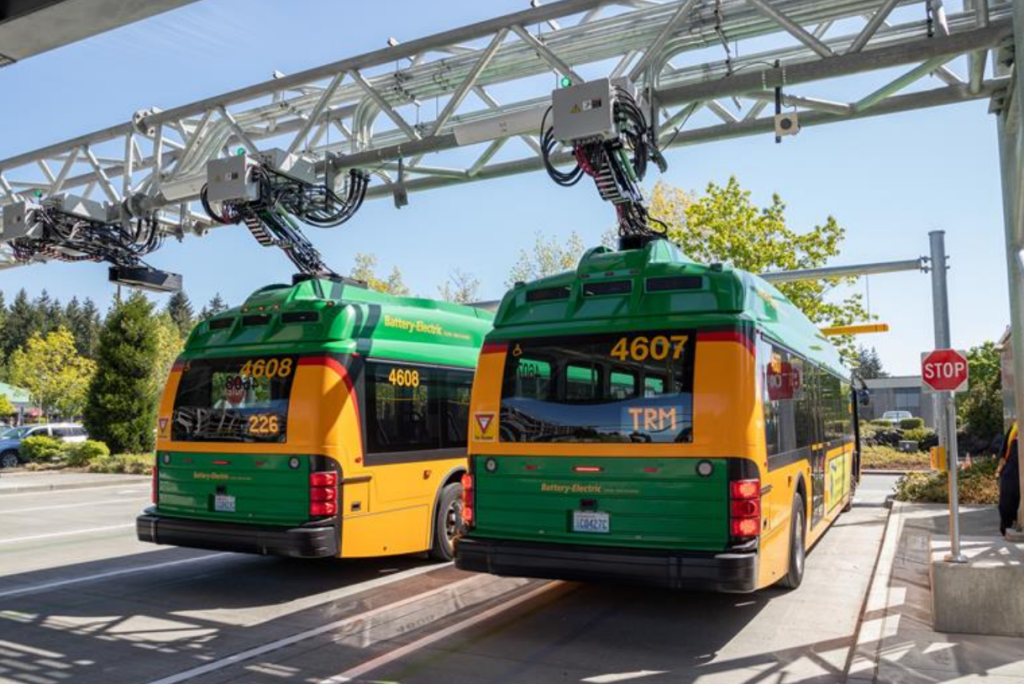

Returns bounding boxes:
[0,0,200,65]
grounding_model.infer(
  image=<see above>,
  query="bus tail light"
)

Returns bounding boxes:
[461,473,474,528]
[310,470,338,517]
[729,478,761,540]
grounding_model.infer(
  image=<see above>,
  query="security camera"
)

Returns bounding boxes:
[775,112,801,138]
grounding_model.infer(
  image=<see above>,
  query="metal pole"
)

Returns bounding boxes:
[929,230,966,562]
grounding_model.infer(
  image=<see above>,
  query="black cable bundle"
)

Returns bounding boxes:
[11,204,163,267]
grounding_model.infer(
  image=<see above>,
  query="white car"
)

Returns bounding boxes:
[881,411,914,425]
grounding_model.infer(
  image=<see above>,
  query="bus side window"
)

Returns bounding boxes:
[442,371,474,448]
[644,376,665,397]
[610,371,638,400]
[565,364,601,402]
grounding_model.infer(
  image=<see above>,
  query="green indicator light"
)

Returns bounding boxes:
[236,147,246,155]
[560,76,572,88]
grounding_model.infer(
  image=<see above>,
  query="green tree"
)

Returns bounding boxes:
[153,312,185,388]
[68,297,103,358]
[351,254,410,296]
[0,394,15,418]
[84,292,160,454]
[438,268,481,304]
[165,291,195,338]
[4,289,42,357]
[855,346,888,380]
[957,341,1002,443]
[198,293,229,321]
[38,290,67,335]
[506,231,587,288]
[8,328,95,419]
[651,177,870,359]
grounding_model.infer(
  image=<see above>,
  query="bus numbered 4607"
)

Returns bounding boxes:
[456,240,861,592]
[136,275,493,561]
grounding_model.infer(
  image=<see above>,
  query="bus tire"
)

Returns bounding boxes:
[780,494,806,590]
[430,482,464,562]
[842,484,855,513]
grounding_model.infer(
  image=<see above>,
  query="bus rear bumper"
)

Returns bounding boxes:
[136,512,338,559]
[456,537,758,593]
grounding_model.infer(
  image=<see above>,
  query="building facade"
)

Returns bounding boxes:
[862,376,935,428]
[0,382,34,425]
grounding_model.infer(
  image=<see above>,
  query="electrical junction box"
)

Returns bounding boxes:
[206,154,260,204]
[43,194,107,221]
[257,149,319,186]
[1,200,40,241]
[552,78,618,144]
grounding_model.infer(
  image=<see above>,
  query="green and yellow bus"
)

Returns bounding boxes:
[137,276,492,561]
[456,240,859,592]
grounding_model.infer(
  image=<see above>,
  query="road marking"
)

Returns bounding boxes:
[0,483,148,498]
[0,553,230,600]
[0,523,134,546]
[320,581,563,683]
[0,496,148,515]
[146,567,470,684]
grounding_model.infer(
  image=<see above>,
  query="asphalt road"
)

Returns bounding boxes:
[0,475,898,684]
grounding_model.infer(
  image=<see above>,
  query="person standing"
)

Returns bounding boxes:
[998,423,1020,537]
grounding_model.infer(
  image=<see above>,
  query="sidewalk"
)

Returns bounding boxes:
[850,502,1024,683]
[0,470,148,495]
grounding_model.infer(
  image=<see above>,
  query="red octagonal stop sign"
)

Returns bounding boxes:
[921,349,969,393]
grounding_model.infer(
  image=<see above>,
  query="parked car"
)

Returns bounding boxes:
[880,410,914,426]
[0,423,88,468]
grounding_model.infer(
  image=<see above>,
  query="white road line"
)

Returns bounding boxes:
[0,553,230,600]
[146,566,467,684]
[0,497,148,515]
[0,483,148,498]
[320,582,562,683]
[0,523,134,546]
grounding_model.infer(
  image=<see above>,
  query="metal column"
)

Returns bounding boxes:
[929,230,965,561]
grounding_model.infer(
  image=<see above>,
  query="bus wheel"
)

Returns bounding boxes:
[780,495,806,590]
[430,482,464,561]
[842,484,855,513]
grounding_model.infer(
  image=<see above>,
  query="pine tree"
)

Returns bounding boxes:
[165,291,195,338]
[198,293,229,321]
[84,292,160,454]
[65,297,103,358]
[4,289,42,357]
[855,346,888,380]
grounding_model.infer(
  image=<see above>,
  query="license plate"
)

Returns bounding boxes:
[572,510,610,534]
[214,494,236,513]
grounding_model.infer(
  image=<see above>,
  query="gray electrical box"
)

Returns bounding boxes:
[206,154,260,204]
[552,78,617,144]
[44,194,107,221]
[1,200,40,241]
[257,149,318,186]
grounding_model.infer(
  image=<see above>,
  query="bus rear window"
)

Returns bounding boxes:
[171,356,298,443]
[500,331,695,443]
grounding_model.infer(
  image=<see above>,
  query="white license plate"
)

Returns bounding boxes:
[572,510,610,534]
[214,494,236,513]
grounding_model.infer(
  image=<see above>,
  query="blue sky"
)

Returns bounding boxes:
[0,0,1007,375]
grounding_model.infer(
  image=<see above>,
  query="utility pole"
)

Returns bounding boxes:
[928,230,966,562]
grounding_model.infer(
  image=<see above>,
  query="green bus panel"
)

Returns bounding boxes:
[156,452,310,527]
[471,456,729,552]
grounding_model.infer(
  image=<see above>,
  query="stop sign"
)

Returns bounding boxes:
[921,349,969,393]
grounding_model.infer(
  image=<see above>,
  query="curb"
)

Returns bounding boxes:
[861,469,925,476]
[0,475,148,496]
[845,501,904,682]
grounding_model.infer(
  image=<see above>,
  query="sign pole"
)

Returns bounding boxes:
[945,390,966,562]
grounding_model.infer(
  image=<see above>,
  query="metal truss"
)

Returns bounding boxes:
[0,0,1014,269]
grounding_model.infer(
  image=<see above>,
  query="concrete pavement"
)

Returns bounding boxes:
[0,475,899,684]
[0,470,148,495]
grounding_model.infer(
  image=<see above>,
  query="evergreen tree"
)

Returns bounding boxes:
[84,292,160,454]
[65,296,103,358]
[39,291,67,334]
[4,289,42,357]
[855,346,888,380]
[165,291,195,338]
[198,293,229,321]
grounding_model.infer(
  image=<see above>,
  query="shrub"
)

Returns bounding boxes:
[899,417,925,430]
[63,440,110,467]
[894,457,999,504]
[861,445,930,471]
[87,452,154,475]
[20,435,63,462]
[870,419,894,428]
[903,427,933,444]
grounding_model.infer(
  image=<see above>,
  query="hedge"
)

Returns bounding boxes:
[899,417,925,430]
[19,435,64,462]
